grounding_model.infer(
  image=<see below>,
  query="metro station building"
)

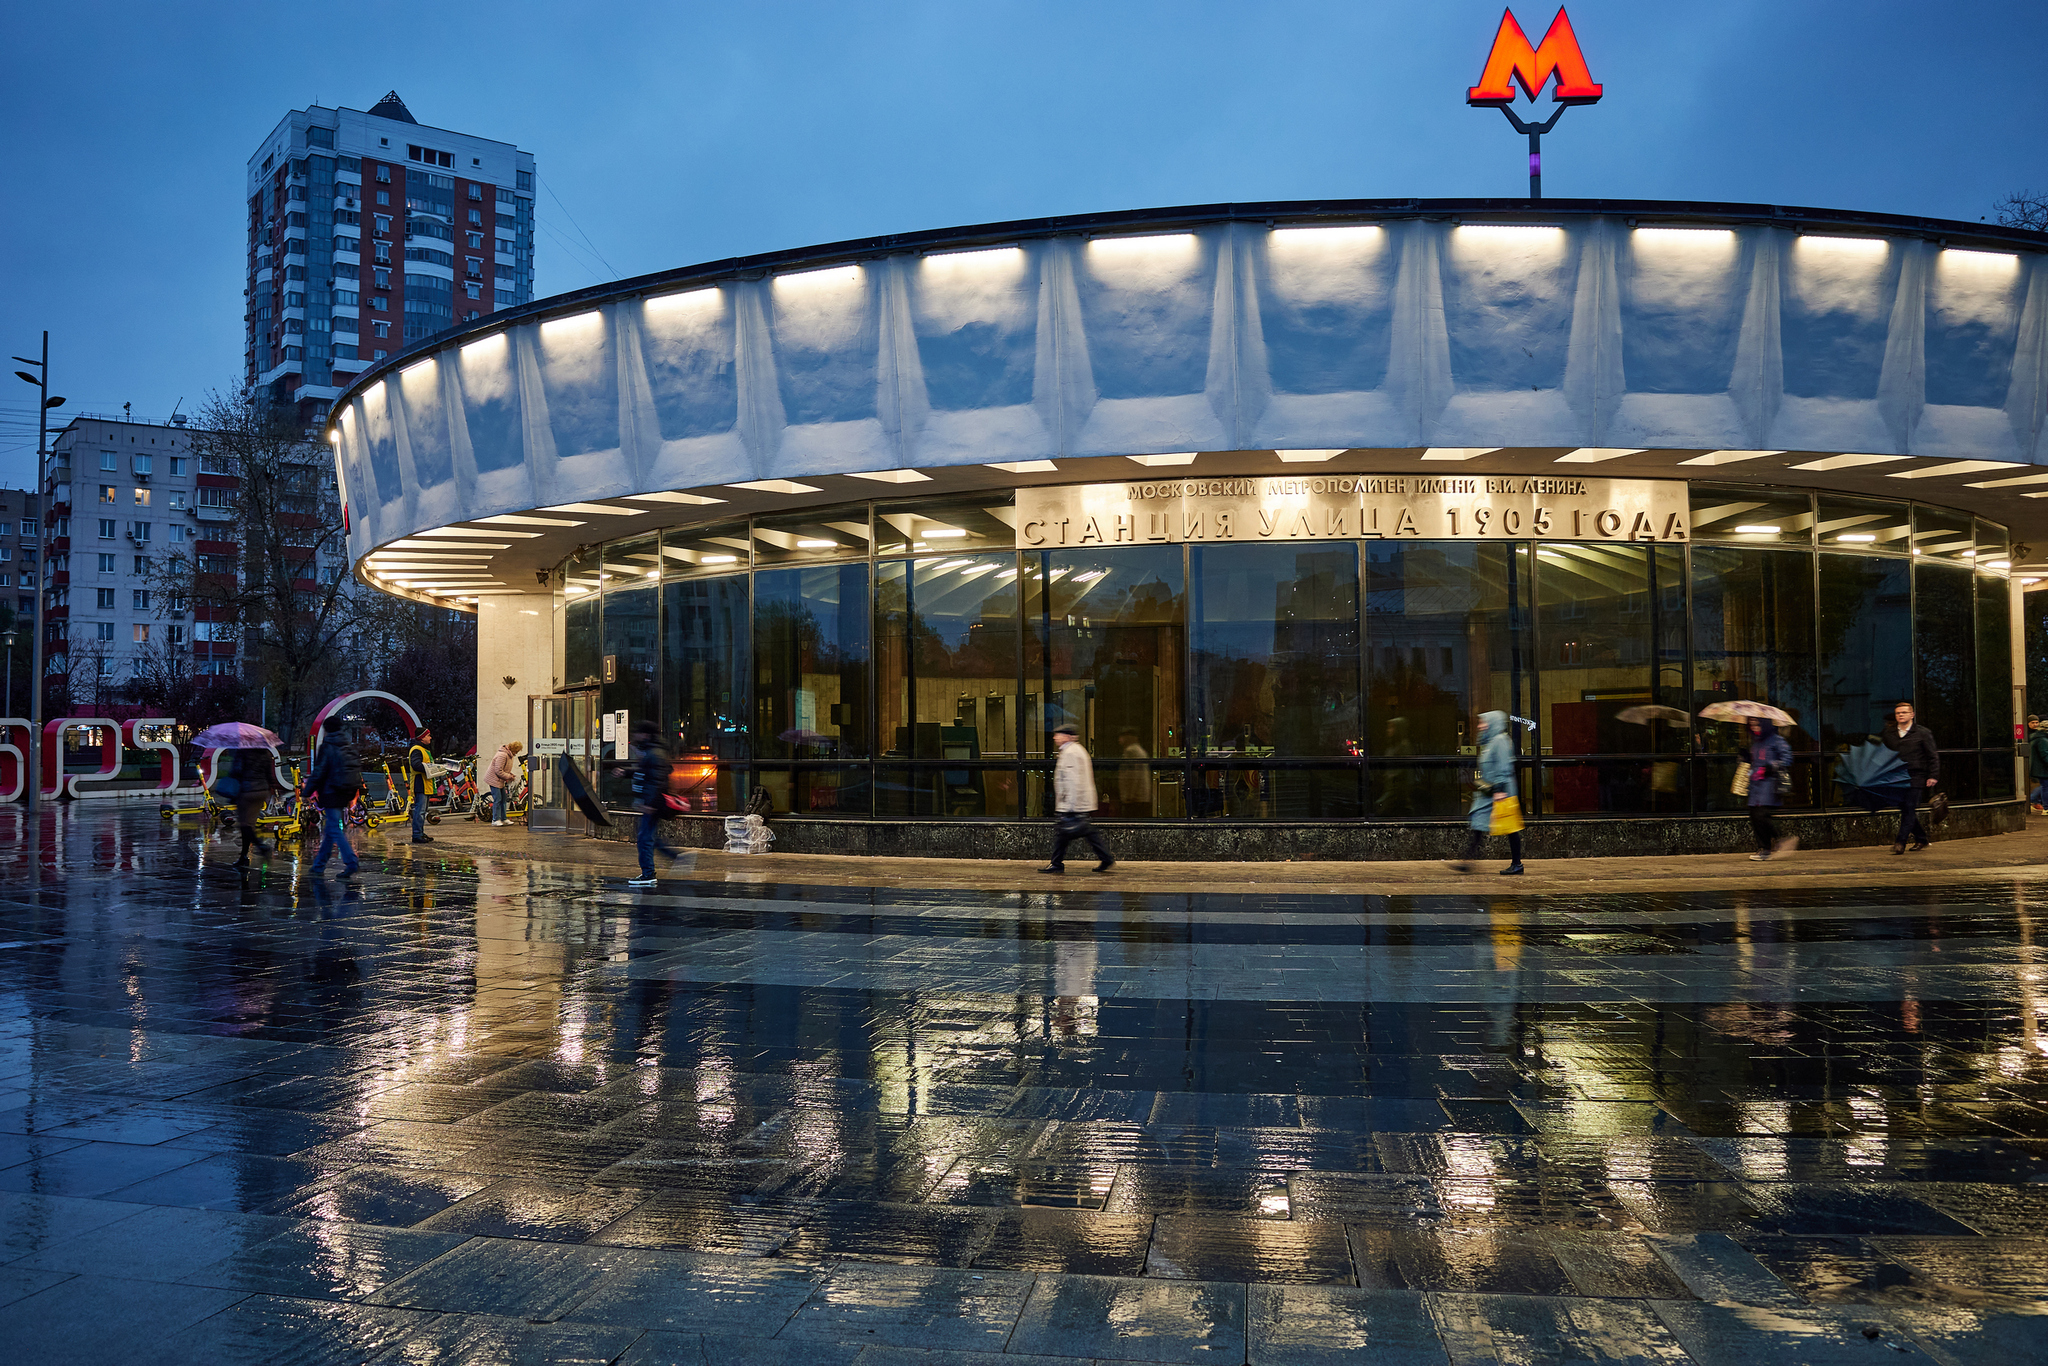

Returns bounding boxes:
[329,199,2046,857]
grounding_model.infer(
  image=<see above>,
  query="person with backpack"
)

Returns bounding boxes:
[407,727,435,844]
[628,719,682,887]
[305,726,363,881]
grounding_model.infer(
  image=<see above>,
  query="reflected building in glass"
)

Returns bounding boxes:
[325,200,2048,856]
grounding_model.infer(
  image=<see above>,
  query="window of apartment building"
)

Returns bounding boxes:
[166,625,185,645]
[467,209,483,226]
[517,170,532,190]
[95,588,114,609]
[334,344,358,361]
[373,321,390,338]
[375,165,391,183]
[92,621,112,641]
[370,295,388,311]
[133,556,149,574]
[166,491,187,511]
[0,574,9,587]
[134,488,150,507]
[0,546,8,563]
[374,349,388,361]
[130,623,148,643]
[196,555,233,575]
[21,517,35,537]
[496,290,517,306]
[374,214,391,233]
[97,519,115,540]
[375,190,391,206]
[198,487,228,509]
[335,290,359,306]
[468,183,483,200]
[168,457,186,476]
[130,522,150,542]
[0,522,10,537]
[99,485,116,503]
[464,283,482,301]
[466,232,483,249]
[97,553,115,572]
[99,453,116,471]
[132,454,152,474]
[132,590,149,611]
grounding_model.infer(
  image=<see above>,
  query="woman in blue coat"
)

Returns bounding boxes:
[1744,717,1793,861]
[1450,710,1525,876]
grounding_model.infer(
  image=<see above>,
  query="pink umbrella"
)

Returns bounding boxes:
[191,722,282,749]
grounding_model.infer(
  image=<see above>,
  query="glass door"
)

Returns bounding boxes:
[528,692,599,832]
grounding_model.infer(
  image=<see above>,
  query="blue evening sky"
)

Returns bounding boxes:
[0,0,2041,481]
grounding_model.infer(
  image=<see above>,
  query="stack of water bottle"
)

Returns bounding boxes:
[722,814,776,854]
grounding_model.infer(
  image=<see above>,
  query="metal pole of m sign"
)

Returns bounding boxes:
[1466,8,1603,200]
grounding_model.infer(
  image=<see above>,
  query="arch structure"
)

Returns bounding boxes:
[308,690,423,754]
[323,198,2046,857]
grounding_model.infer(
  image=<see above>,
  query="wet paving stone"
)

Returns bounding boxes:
[178,1220,472,1300]
[15,807,2048,1359]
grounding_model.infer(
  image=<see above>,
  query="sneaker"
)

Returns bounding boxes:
[1036,865,1065,874]
[412,835,435,844]
[1748,852,1769,861]
[627,875,658,887]
[1498,863,1525,876]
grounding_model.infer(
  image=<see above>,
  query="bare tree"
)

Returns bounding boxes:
[1994,191,2048,233]
[148,388,400,744]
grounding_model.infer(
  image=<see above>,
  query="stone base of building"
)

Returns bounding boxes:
[591,799,2026,862]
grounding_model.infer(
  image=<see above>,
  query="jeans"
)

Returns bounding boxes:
[490,785,506,822]
[1899,783,1928,844]
[2031,781,2046,807]
[1749,806,1777,851]
[1047,813,1112,868]
[637,810,678,877]
[312,807,359,873]
[411,787,427,838]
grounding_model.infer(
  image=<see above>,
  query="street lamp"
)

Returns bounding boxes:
[13,332,64,811]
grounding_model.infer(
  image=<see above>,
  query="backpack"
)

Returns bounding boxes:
[328,746,363,801]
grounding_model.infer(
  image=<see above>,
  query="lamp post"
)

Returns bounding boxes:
[1,628,15,720]
[13,332,65,810]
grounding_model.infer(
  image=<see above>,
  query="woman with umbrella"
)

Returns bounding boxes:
[194,722,282,868]
[1699,702,1796,862]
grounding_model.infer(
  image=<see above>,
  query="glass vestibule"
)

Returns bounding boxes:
[559,488,2018,821]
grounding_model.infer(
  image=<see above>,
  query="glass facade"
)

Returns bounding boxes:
[559,487,2019,820]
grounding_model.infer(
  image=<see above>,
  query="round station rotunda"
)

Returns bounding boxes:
[329,198,2047,858]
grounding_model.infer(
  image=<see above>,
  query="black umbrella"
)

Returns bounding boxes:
[558,755,612,827]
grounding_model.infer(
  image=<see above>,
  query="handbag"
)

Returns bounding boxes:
[1490,795,1524,835]
[1731,764,1750,797]
[1927,791,1950,826]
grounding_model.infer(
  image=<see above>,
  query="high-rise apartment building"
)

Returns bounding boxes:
[41,416,248,707]
[244,92,537,425]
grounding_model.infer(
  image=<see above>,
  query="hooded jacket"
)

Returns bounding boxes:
[1053,737,1099,815]
[1467,711,1518,830]
[1743,721,1792,808]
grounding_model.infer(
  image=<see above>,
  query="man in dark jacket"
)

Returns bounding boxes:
[1881,702,1939,853]
[628,719,681,887]
[408,727,434,844]
[305,726,362,880]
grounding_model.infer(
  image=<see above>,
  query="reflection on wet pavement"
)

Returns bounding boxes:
[0,808,2045,1362]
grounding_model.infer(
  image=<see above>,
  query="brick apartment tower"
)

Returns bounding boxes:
[245,92,537,425]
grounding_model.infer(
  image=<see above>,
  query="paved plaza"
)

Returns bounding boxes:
[0,808,2046,1363]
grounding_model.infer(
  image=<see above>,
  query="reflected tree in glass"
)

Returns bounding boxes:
[1191,543,1360,758]
[755,564,870,761]
[1691,546,1815,754]
[1914,562,1975,749]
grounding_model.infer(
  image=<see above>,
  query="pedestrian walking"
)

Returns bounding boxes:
[485,739,522,825]
[407,727,435,844]
[305,727,363,881]
[627,719,682,887]
[1881,702,1940,853]
[1742,717,1795,861]
[1039,723,1114,874]
[1449,710,1525,876]
[227,746,275,868]
[2027,717,2048,814]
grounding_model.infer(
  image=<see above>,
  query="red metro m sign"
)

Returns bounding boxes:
[1466,8,1603,200]
[1467,8,1603,107]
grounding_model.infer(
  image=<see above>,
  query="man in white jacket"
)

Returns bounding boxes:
[1040,723,1115,874]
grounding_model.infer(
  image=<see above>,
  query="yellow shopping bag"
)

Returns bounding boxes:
[1490,795,1525,835]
